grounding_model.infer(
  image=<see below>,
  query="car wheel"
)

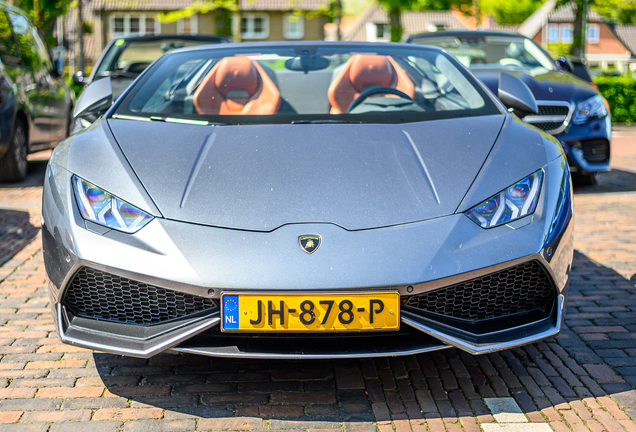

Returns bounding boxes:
[0,120,28,183]
[572,172,597,187]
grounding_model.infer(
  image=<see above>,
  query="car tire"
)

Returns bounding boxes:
[572,172,597,187]
[0,120,28,183]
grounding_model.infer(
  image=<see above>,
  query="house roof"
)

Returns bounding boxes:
[91,0,329,11]
[616,25,636,58]
[343,4,466,41]
[240,0,329,10]
[548,3,604,22]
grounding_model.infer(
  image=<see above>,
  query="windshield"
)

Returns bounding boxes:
[94,38,226,79]
[412,35,556,72]
[113,45,500,125]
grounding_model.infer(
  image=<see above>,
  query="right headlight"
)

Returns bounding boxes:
[572,95,608,125]
[73,175,153,233]
[465,170,543,228]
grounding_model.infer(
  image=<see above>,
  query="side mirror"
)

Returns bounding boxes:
[72,70,85,85]
[498,72,538,119]
[555,56,573,73]
[74,77,112,122]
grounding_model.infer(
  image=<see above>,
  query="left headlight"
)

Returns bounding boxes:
[572,95,608,125]
[73,175,153,233]
[465,170,543,228]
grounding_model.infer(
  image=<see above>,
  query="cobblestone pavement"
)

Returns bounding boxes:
[0,133,634,432]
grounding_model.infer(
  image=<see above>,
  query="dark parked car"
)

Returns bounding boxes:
[407,31,611,185]
[72,35,231,131]
[0,1,74,182]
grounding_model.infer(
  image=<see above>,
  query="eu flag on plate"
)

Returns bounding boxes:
[222,294,239,330]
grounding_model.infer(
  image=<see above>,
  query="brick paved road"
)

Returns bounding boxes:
[0,134,634,432]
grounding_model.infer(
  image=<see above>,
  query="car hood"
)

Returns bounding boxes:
[471,67,597,102]
[108,115,505,231]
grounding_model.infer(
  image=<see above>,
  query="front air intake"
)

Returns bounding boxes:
[63,267,218,325]
[404,261,555,322]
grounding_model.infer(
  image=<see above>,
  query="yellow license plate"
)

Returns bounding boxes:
[221,292,400,332]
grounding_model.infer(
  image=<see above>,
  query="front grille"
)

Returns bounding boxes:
[404,261,555,322]
[531,121,565,132]
[526,102,572,135]
[63,267,218,325]
[538,105,569,117]
[581,139,610,163]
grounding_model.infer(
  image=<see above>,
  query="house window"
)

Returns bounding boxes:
[110,14,159,37]
[240,14,269,39]
[178,15,198,35]
[560,24,573,43]
[130,17,140,34]
[547,24,559,43]
[284,13,304,39]
[376,23,390,40]
[145,17,156,35]
[588,24,600,44]
[113,17,125,35]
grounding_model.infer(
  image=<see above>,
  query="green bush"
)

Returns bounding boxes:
[594,75,636,124]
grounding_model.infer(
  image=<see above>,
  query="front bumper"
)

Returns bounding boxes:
[556,116,611,175]
[43,157,573,358]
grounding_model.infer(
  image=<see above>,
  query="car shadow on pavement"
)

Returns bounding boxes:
[90,249,636,428]
[575,169,636,194]
[0,209,39,267]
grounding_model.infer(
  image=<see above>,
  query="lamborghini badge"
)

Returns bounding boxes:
[299,235,321,254]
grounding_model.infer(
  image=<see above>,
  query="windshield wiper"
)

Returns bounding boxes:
[291,119,370,124]
[149,116,226,126]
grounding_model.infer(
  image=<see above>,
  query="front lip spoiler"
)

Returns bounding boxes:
[57,294,563,358]
[402,295,564,355]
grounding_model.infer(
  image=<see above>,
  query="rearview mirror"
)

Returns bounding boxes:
[498,72,538,119]
[74,77,113,122]
[555,56,573,73]
[72,70,85,85]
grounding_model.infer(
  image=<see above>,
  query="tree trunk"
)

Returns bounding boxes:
[389,5,401,42]
[570,0,588,60]
[334,0,342,40]
[232,0,241,42]
[474,0,481,29]
[77,0,85,74]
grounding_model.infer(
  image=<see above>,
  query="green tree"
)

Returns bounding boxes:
[481,0,543,24]
[594,0,636,24]
[13,0,70,31]
[416,0,542,25]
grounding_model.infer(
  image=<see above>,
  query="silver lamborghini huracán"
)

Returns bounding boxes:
[43,42,573,359]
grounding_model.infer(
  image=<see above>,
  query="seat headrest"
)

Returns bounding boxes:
[348,55,395,91]
[214,57,260,98]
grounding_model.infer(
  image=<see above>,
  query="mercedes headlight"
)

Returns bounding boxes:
[466,170,543,228]
[73,176,153,233]
[572,95,608,125]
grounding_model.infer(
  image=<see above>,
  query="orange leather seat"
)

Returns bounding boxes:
[328,55,415,114]
[193,56,281,115]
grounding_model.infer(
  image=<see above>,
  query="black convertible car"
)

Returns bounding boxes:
[407,31,611,185]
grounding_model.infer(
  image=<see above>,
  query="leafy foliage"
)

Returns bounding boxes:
[480,0,543,24]
[414,0,542,24]
[594,0,636,24]
[13,0,70,31]
[595,76,636,124]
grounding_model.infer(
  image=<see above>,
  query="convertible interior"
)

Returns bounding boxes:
[138,52,478,117]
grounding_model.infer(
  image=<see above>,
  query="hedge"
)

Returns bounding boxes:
[594,76,636,124]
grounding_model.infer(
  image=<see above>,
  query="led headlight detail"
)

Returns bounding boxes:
[73,176,153,233]
[572,95,608,125]
[466,170,543,228]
